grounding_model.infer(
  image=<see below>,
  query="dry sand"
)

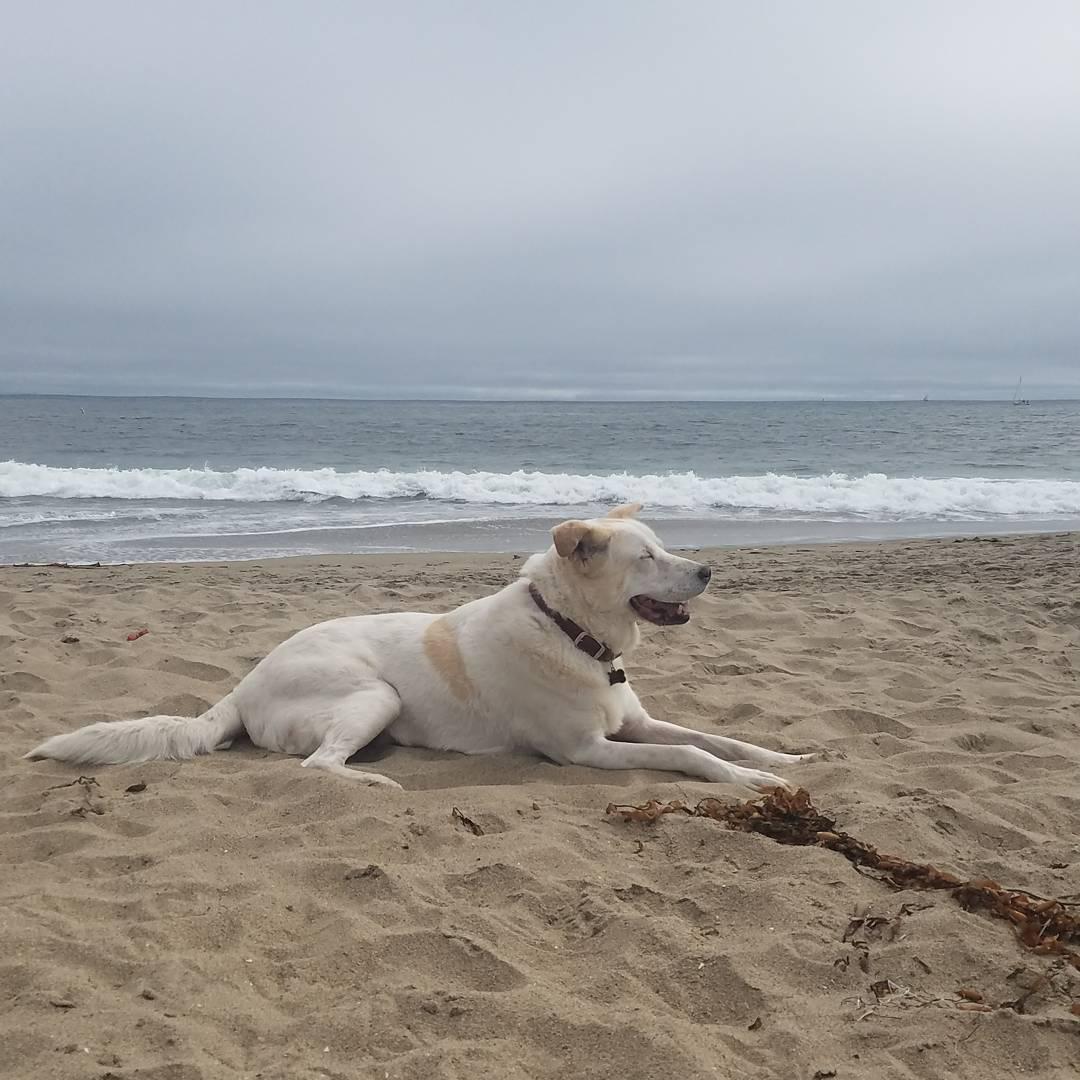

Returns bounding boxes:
[2,533,1079,1079]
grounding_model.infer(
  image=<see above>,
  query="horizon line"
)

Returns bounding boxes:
[2,392,1079,405]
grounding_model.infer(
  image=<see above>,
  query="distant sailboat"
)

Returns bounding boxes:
[1012,377,1031,406]
[922,394,929,402]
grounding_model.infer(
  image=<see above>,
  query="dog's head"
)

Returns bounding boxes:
[549,503,711,626]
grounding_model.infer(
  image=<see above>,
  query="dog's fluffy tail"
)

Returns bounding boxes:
[24,693,244,766]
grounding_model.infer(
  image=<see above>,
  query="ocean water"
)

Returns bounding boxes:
[2,395,1079,564]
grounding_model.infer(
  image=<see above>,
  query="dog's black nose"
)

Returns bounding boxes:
[697,564,712,583]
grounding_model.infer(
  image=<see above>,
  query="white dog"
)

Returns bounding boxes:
[26,505,810,791]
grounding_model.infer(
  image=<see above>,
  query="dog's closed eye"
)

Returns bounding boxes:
[639,551,654,560]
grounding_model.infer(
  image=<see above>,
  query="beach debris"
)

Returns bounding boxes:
[47,775,98,792]
[44,774,104,817]
[125,781,147,793]
[870,978,904,1001]
[60,634,80,644]
[606,787,1080,971]
[998,962,1076,1014]
[844,906,902,945]
[605,798,687,823]
[451,807,484,835]
[14,561,104,569]
[344,864,386,883]
[126,627,150,641]
[846,963,1075,1019]
[838,901,931,972]
[845,979,991,1020]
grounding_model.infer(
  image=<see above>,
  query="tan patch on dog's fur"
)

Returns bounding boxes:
[423,617,473,701]
[606,502,643,519]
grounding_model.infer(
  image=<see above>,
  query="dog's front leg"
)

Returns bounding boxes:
[566,735,793,793]
[612,709,811,769]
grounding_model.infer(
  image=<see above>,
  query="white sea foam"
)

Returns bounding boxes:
[2,461,1079,520]
[0,505,200,529]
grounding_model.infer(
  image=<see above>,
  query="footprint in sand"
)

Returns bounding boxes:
[817,707,912,739]
[154,657,233,682]
[150,693,213,716]
[728,702,764,720]
[638,953,768,1025]
[373,929,526,991]
[0,671,49,692]
[952,730,1025,753]
[613,882,711,928]
[444,861,540,901]
[548,889,615,940]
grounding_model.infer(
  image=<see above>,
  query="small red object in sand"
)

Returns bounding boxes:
[126,628,149,641]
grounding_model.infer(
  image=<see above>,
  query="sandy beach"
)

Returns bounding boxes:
[2,533,1079,1079]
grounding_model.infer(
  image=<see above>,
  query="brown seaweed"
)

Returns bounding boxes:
[606,787,1080,970]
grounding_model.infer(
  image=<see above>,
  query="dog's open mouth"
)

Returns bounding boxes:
[630,595,691,626]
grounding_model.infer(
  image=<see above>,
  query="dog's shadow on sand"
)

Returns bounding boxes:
[220,732,679,792]
[361,743,684,792]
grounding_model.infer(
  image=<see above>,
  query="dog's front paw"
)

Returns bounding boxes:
[370,776,404,790]
[733,767,795,794]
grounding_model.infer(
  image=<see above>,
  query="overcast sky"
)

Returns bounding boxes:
[2,2,1079,399]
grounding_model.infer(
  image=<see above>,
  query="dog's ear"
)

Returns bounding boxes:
[552,520,611,559]
[606,502,643,520]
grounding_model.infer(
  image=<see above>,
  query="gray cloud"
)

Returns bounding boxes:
[2,1,1079,398]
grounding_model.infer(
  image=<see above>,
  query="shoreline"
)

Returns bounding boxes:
[3,517,1079,568]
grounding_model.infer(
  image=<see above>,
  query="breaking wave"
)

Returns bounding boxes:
[3,461,1080,520]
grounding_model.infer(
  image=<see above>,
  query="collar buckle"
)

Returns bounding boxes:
[573,630,606,659]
